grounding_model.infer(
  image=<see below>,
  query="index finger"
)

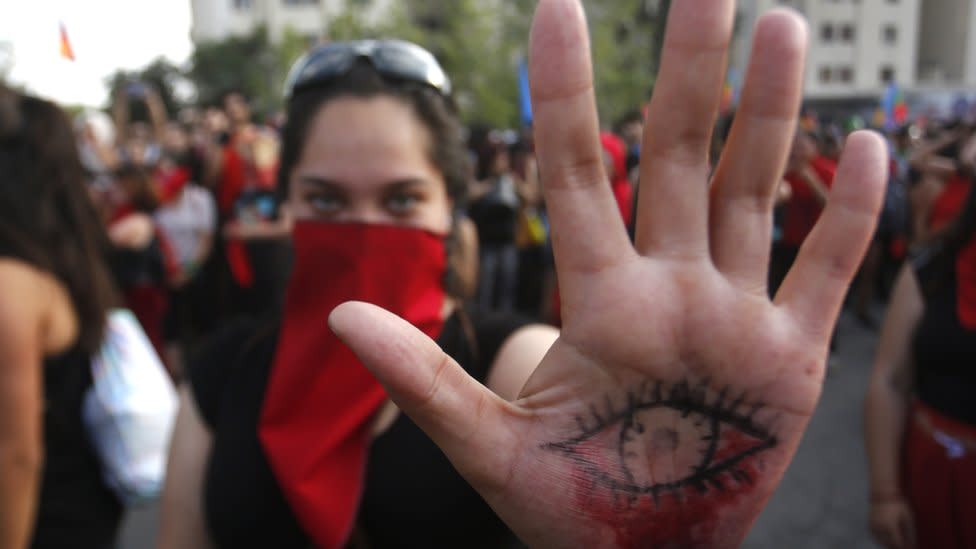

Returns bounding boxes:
[530,0,634,278]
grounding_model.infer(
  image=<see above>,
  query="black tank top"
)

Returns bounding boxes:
[912,247,976,426]
[189,306,532,549]
[29,347,123,549]
[0,250,122,548]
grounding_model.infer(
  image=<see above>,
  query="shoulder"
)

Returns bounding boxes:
[0,260,61,357]
[0,260,49,321]
[459,305,558,401]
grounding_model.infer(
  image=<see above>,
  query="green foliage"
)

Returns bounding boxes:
[325,0,666,128]
[188,25,280,115]
[99,0,671,127]
[586,0,664,126]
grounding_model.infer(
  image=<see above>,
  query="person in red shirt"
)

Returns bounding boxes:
[770,129,836,295]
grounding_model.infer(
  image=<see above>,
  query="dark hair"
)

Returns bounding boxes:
[115,163,160,213]
[276,60,469,206]
[0,85,117,354]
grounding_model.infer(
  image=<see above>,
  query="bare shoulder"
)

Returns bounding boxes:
[0,259,77,355]
[487,324,559,401]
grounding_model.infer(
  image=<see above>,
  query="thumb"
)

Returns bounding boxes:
[329,301,518,492]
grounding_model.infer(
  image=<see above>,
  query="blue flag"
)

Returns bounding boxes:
[518,58,533,127]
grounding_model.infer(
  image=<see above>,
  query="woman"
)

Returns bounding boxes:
[160,41,558,549]
[106,163,172,362]
[0,86,122,548]
[469,133,523,312]
[161,1,888,547]
[865,183,976,549]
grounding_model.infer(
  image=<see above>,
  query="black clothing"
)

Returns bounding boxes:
[190,306,531,549]
[913,247,976,426]
[30,347,122,549]
[0,248,122,549]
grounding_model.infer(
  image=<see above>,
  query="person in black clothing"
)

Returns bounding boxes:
[865,181,976,549]
[163,1,890,547]
[0,85,122,548]
[158,42,558,549]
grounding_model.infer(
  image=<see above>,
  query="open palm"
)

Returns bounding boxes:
[330,1,887,547]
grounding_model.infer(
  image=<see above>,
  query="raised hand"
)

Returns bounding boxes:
[329,1,887,547]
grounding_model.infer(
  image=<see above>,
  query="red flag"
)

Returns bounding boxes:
[59,22,75,61]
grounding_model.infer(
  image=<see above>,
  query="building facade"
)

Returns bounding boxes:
[733,0,923,101]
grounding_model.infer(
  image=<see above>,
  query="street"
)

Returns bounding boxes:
[119,309,884,549]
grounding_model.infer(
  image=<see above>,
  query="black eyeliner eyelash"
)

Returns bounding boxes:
[546,380,771,450]
[542,379,778,503]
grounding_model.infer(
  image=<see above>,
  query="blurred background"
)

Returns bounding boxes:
[3,1,974,548]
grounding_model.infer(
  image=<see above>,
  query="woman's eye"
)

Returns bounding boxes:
[542,379,778,504]
[309,194,342,213]
[386,193,420,214]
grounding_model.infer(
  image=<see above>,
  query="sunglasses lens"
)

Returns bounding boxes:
[286,40,451,98]
[286,45,355,97]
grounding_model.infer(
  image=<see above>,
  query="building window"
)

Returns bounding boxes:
[819,66,832,83]
[883,24,898,44]
[881,66,896,83]
[233,0,252,9]
[838,66,854,83]
[821,23,834,42]
[841,24,857,42]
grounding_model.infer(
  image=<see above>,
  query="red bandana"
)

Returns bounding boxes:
[259,221,447,548]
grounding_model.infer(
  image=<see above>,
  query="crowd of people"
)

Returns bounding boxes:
[0,1,972,548]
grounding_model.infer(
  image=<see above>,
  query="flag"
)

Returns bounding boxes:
[518,57,532,127]
[59,22,75,61]
[881,82,908,129]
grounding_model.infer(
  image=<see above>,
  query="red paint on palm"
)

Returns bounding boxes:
[570,430,770,549]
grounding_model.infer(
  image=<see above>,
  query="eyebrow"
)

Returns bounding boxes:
[297,176,431,191]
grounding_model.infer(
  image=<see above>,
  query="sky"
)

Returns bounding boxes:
[0,0,193,107]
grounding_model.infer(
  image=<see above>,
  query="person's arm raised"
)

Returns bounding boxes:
[330,1,887,547]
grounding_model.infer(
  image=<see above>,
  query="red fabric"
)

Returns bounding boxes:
[259,222,447,549]
[929,175,971,232]
[218,144,247,217]
[601,132,634,227]
[155,166,191,205]
[782,156,836,247]
[903,401,976,549]
[123,285,167,361]
[218,133,281,288]
[957,236,976,330]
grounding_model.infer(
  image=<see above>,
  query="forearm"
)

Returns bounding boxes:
[864,377,910,498]
[0,445,42,549]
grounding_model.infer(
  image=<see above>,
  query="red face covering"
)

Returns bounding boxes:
[259,221,447,548]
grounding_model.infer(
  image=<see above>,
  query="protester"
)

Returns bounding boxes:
[865,181,976,549]
[469,132,522,312]
[214,89,291,319]
[105,163,172,363]
[769,128,836,295]
[156,0,889,546]
[0,84,123,549]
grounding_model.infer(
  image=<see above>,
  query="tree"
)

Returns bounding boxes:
[188,26,278,115]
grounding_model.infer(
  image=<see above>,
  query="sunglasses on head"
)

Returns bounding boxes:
[284,40,452,100]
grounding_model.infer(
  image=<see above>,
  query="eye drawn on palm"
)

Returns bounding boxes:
[329,0,888,548]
